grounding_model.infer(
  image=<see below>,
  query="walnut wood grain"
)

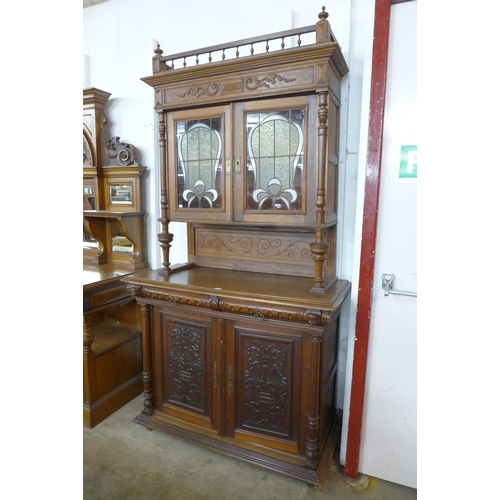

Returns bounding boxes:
[128,8,350,486]
[122,267,349,312]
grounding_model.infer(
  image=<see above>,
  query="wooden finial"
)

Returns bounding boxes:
[318,6,329,20]
[154,43,163,56]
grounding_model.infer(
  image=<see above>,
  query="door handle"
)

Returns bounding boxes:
[382,274,416,297]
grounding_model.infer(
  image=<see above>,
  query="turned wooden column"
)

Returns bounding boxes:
[310,91,329,293]
[157,111,174,273]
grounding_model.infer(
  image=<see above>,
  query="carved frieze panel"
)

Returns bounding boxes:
[158,66,315,109]
[195,228,313,264]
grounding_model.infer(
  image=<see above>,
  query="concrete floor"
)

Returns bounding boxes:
[83,396,417,500]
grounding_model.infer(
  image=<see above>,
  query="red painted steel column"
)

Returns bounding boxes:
[344,0,392,479]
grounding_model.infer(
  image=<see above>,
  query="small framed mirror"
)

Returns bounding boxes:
[109,183,133,204]
[111,230,133,254]
[83,184,96,210]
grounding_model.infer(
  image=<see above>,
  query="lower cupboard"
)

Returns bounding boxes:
[123,267,350,486]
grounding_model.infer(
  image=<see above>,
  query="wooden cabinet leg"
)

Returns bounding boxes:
[83,317,97,405]
[305,333,322,467]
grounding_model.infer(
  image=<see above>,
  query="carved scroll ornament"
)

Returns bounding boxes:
[178,83,219,99]
[199,232,312,261]
[105,136,139,166]
[245,73,297,91]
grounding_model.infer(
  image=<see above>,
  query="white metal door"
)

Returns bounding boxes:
[358,1,417,488]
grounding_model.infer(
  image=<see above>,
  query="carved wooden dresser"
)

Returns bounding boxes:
[122,8,351,485]
[83,88,148,428]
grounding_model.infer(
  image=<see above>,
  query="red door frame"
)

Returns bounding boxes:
[343,0,402,479]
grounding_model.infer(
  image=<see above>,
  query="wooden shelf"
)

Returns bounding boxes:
[91,322,141,357]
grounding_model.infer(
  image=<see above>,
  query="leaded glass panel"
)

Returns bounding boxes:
[245,109,304,211]
[176,118,222,209]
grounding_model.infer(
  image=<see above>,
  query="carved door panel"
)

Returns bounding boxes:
[225,319,303,454]
[166,105,232,222]
[155,307,222,432]
[233,95,317,225]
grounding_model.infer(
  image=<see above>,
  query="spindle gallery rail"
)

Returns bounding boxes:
[152,6,337,73]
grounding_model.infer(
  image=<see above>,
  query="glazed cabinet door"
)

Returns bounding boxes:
[153,306,222,433]
[233,95,317,225]
[224,319,304,455]
[166,105,232,222]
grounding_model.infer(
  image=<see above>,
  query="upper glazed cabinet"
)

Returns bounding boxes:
[167,95,337,227]
[143,6,347,292]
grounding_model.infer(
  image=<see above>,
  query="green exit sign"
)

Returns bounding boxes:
[399,145,417,178]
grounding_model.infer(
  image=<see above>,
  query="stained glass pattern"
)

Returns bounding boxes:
[246,110,304,211]
[177,119,222,209]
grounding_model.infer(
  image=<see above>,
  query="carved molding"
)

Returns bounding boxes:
[139,289,216,310]
[132,287,333,326]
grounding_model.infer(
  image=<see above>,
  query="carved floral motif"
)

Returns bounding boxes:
[243,339,290,434]
[168,324,204,410]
